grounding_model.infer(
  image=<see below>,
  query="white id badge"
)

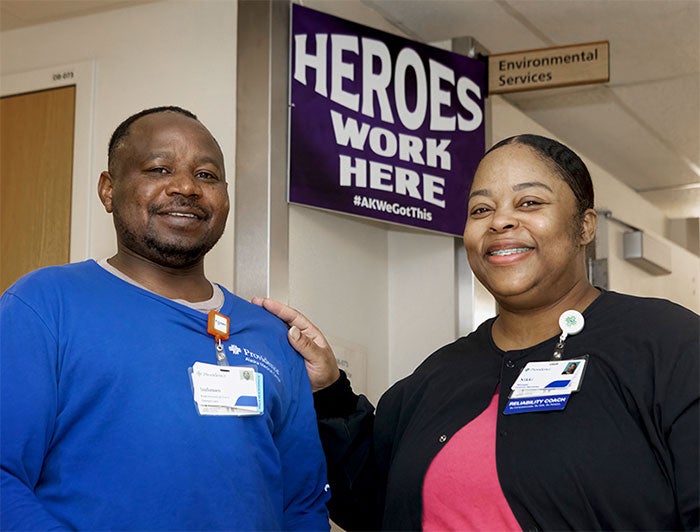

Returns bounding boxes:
[511,358,587,393]
[189,362,264,416]
[504,358,588,415]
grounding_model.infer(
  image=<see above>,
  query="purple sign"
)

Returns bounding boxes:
[289,4,486,236]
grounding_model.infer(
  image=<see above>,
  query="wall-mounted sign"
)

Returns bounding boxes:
[489,41,609,94]
[289,4,487,237]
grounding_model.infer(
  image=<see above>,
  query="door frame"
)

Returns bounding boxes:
[1,60,95,262]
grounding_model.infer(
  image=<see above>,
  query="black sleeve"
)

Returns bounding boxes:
[314,371,385,531]
[659,313,700,530]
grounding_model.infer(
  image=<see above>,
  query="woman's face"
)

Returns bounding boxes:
[463,143,595,310]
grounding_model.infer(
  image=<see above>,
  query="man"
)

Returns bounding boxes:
[0,107,330,530]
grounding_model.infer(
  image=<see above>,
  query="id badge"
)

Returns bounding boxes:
[189,361,264,416]
[504,357,588,415]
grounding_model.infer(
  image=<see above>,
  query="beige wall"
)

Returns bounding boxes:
[1,0,237,288]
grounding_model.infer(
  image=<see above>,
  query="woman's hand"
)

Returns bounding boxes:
[252,297,341,392]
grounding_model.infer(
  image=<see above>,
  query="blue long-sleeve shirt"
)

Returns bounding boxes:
[1,260,330,531]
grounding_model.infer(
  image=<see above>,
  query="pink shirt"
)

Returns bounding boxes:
[422,393,521,531]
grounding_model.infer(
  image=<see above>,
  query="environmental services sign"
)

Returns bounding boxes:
[489,41,609,94]
[289,4,487,237]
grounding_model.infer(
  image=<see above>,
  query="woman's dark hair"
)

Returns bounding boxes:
[486,134,595,214]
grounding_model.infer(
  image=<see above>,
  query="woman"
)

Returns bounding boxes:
[255,134,699,530]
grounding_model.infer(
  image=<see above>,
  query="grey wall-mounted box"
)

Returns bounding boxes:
[623,230,672,275]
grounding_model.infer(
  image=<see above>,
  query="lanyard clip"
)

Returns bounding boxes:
[552,310,585,360]
[552,333,567,360]
[215,339,229,366]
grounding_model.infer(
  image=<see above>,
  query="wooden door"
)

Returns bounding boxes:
[0,86,75,293]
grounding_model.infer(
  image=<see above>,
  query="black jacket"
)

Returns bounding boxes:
[315,291,699,530]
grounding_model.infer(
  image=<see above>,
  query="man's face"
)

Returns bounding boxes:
[99,112,229,268]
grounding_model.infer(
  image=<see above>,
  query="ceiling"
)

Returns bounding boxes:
[2,0,698,220]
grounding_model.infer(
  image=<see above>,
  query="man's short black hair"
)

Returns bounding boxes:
[107,106,197,170]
